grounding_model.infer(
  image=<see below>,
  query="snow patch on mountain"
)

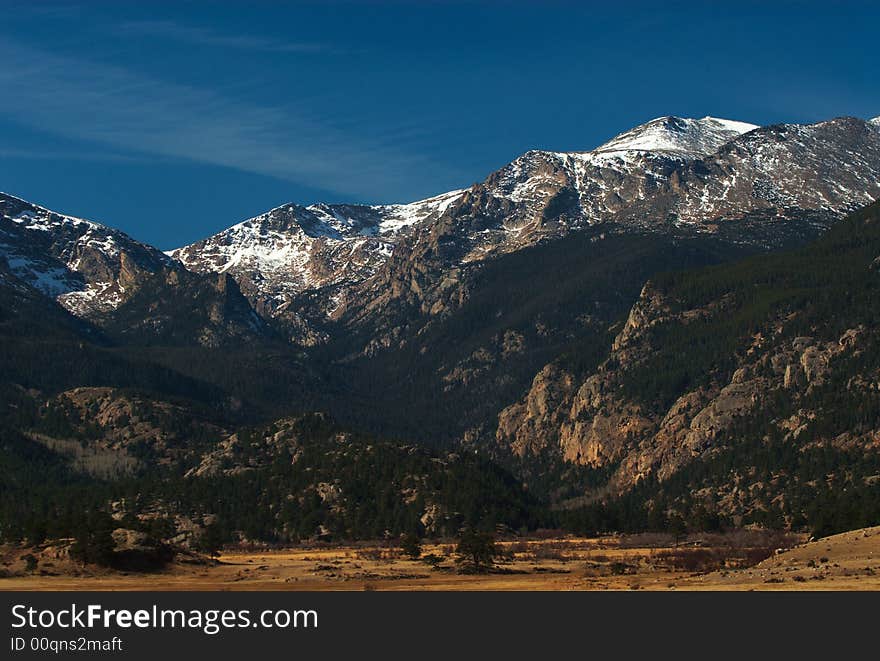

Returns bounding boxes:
[4,195,104,232]
[594,116,758,157]
[3,253,80,298]
[371,189,465,234]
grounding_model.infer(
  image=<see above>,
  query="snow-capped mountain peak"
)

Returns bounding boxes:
[481,115,762,238]
[870,116,880,127]
[0,192,171,316]
[239,204,344,239]
[1,191,105,234]
[168,189,467,322]
[594,116,758,157]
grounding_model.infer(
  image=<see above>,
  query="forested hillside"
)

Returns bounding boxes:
[499,200,880,537]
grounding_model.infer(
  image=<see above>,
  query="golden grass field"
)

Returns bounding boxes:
[2,527,879,591]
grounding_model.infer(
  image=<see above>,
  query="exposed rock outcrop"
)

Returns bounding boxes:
[497,270,876,498]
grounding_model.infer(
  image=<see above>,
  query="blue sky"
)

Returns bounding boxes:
[0,1,878,249]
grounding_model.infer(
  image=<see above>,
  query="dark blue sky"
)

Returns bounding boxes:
[1,1,878,249]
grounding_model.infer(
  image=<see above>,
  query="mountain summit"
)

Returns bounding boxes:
[593,115,758,157]
[168,190,464,331]
[0,192,171,317]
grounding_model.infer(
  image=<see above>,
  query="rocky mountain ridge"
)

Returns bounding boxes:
[168,190,464,337]
[332,114,880,355]
[0,193,172,318]
[6,114,880,349]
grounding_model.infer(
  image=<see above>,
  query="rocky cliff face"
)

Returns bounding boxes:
[31,387,227,473]
[496,200,880,501]
[499,290,878,495]
[99,267,272,348]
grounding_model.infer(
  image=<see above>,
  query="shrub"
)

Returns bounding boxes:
[23,554,38,573]
[455,530,498,573]
[400,533,422,560]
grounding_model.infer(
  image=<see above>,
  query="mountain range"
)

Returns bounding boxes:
[2,112,880,545]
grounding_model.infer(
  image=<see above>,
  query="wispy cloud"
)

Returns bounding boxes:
[0,147,164,164]
[0,39,460,202]
[117,20,332,54]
